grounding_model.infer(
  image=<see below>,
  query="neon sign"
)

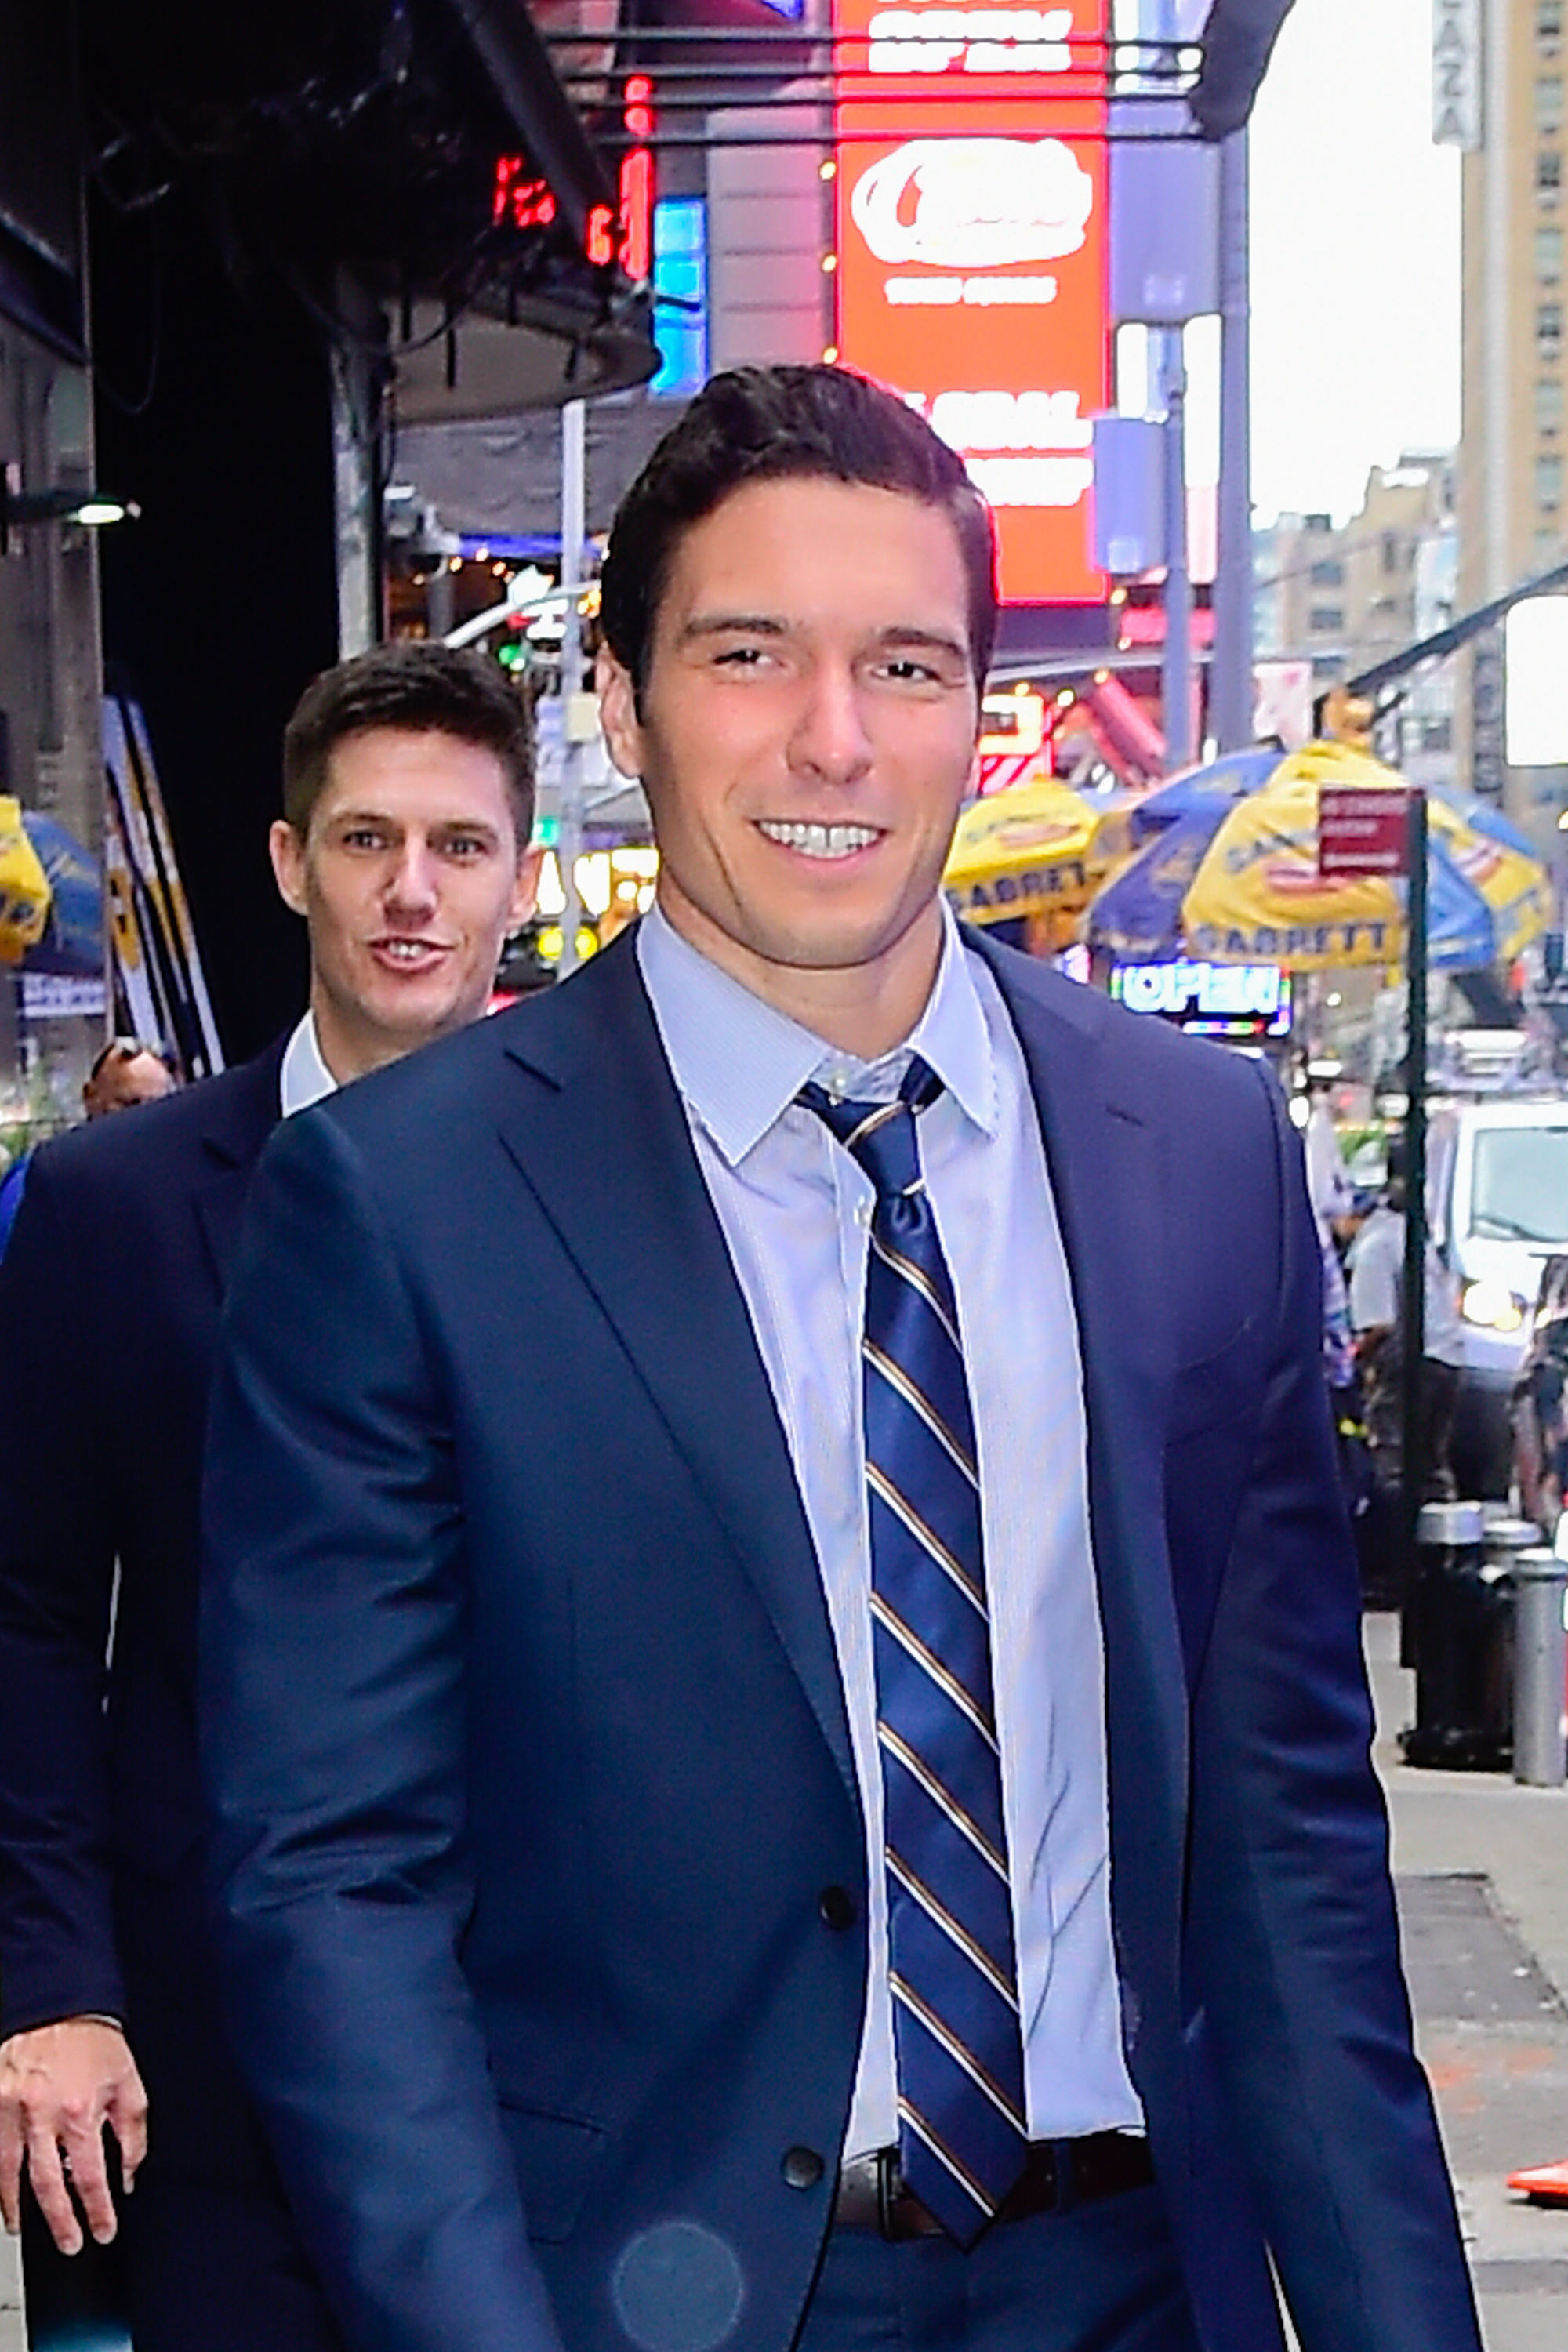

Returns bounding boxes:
[493,75,655,279]
[1111,961,1293,1040]
[833,0,1109,604]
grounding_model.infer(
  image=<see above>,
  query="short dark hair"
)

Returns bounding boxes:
[88,1036,171,1081]
[281,641,535,845]
[599,365,998,709]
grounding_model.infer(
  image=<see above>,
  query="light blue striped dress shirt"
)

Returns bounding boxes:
[637,903,1143,2158]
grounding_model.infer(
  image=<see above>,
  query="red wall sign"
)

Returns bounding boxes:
[1318,786,1413,878]
[833,0,1109,605]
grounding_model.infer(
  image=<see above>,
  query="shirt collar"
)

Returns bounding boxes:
[279,1011,339,1118]
[637,898,997,1168]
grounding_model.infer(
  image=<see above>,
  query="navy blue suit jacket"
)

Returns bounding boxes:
[0,1047,281,2042]
[201,933,1479,2352]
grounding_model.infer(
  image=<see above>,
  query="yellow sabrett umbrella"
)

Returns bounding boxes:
[0,796,51,964]
[943,773,1132,934]
[1170,746,1550,971]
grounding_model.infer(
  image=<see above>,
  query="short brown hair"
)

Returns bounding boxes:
[281,642,535,845]
[600,365,998,713]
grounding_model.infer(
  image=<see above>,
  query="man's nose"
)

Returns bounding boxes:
[384,839,440,911]
[788,664,873,785]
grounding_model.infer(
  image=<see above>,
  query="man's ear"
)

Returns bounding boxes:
[268,819,309,918]
[510,843,546,931]
[596,649,644,782]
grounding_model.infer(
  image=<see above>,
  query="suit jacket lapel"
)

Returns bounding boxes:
[194,1044,286,1292]
[975,936,1189,2089]
[495,942,858,1801]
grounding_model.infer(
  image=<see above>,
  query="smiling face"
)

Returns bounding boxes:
[269,725,541,1082]
[597,476,980,1055]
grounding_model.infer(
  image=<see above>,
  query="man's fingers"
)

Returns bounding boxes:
[0,2124,22,2235]
[19,2131,84,2257]
[53,2122,118,2246]
[106,2074,148,2189]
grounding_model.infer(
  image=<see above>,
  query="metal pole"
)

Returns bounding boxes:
[1512,1549,1568,1785]
[1160,328,1192,771]
[1210,126,1252,754]
[1401,786,1429,1555]
[555,398,587,978]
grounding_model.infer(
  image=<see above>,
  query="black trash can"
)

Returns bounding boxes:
[1399,1501,1515,1770]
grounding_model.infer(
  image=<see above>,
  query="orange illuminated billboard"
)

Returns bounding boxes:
[833,0,1109,605]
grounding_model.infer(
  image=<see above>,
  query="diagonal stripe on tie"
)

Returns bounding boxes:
[865,1341,979,1485]
[887,1847,1018,2007]
[870,1592,998,1748]
[891,1973,1027,2132]
[877,1721,1007,1878]
[801,1055,1027,2247]
[870,1231,964,1353]
[866,1465,985,1613]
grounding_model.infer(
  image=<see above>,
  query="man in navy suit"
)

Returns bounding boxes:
[201,368,1480,2352]
[0,641,540,2346]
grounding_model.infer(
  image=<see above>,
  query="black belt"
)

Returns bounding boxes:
[833,2134,1154,2241]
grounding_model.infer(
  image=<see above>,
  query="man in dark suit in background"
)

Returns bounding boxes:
[201,368,1480,2352]
[0,641,540,2347]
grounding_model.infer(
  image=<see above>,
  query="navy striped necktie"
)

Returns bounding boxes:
[800,1054,1027,2246]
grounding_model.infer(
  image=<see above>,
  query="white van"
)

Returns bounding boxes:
[1427,1094,1568,1491]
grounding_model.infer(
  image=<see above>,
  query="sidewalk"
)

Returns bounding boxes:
[1368,1609,1568,2352]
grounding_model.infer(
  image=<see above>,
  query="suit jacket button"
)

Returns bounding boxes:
[818,1885,856,1930]
[782,2146,825,2190]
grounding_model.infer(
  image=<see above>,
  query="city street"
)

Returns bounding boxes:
[1,1613,1563,2350]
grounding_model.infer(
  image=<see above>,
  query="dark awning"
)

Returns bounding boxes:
[80,0,658,407]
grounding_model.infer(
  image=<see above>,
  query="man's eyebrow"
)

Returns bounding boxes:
[676,612,791,644]
[675,615,969,662]
[870,625,971,663]
[327,808,500,836]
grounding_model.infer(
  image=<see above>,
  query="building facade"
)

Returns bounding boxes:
[1254,454,1457,782]
[1457,0,1568,839]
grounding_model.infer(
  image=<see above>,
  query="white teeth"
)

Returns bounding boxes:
[381,940,434,960]
[757,821,878,859]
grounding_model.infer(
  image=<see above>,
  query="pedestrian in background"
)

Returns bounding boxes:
[1348,1134,1465,1504]
[0,641,540,2350]
[0,1038,177,1259]
[201,365,1479,2352]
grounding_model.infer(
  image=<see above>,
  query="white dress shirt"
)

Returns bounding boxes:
[279,1012,338,1118]
[637,903,1142,2157]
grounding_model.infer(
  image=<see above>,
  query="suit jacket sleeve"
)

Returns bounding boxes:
[1187,1068,1480,2352]
[201,1107,565,2352]
[0,1149,125,2036]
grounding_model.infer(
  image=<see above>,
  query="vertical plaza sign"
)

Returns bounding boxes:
[833,0,1109,604]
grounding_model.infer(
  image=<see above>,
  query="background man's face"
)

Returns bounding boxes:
[269,726,540,1080]
[82,1050,175,1120]
[598,477,979,1019]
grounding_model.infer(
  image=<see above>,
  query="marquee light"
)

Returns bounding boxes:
[831,0,1110,606]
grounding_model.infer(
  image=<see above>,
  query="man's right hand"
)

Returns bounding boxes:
[0,2019,147,2253]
